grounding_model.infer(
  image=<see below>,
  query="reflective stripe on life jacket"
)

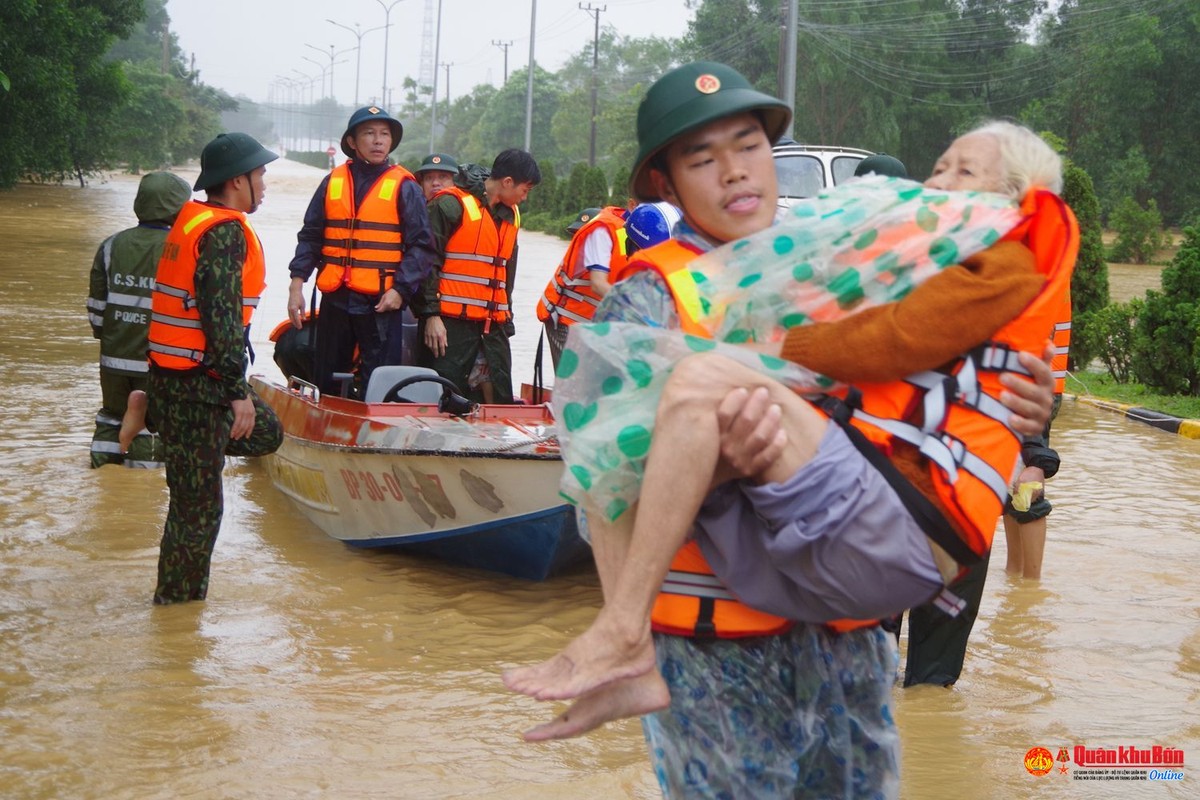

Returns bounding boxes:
[318,163,413,296]
[436,186,518,323]
[537,206,629,325]
[1051,305,1071,393]
[837,188,1078,559]
[148,200,266,371]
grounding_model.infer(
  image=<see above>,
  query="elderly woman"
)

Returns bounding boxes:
[506,119,1074,742]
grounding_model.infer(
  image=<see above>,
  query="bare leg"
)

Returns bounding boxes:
[1018,517,1046,580]
[119,390,148,453]
[1004,514,1047,580]
[504,354,824,701]
[518,503,671,740]
[1002,514,1023,575]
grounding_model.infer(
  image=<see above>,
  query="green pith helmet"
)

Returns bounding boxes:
[341,106,404,157]
[193,133,279,192]
[630,61,792,201]
[567,207,603,233]
[854,153,909,179]
[415,152,460,174]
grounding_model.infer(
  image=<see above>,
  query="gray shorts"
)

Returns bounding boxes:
[694,421,943,623]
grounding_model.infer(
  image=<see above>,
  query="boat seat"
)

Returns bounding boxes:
[363,366,444,404]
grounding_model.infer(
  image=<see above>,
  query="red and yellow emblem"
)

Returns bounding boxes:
[695,74,721,94]
[1024,746,1054,776]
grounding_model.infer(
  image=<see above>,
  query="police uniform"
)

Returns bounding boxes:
[86,172,190,468]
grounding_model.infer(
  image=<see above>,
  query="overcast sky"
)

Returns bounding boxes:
[166,0,694,107]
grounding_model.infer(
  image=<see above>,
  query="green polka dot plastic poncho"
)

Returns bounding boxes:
[555,176,1021,522]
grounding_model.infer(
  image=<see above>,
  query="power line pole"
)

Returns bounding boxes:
[492,39,513,83]
[440,62,453,108]
[525,0,536,151]
[578,3,605,166]
[782,0,798,140]
[429,0,443,151]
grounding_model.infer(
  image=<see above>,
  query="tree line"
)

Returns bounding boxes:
[4,0,1199,393]
[3,0,1194,227]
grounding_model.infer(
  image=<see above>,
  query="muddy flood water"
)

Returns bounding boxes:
[1,160,1196,799]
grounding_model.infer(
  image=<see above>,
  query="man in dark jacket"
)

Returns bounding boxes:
[285,106,436,397]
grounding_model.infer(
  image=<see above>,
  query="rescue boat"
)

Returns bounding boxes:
[250,370,588,581]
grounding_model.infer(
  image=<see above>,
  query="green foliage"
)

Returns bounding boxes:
[1109,197,1168,264]
[0,70,9,92]
[608,164,632,208]
[1070,370,1200,421]
[1038,0,1200,224]
[559,163,591,218]
[464,65,562,167]
[0,0,145,185]
[1062,163,1108,369]
[580,167,610,210]
[1132,228,1200,394]
[1075,300,1140,383]
[0,0,245,183]
[522,162,558,216]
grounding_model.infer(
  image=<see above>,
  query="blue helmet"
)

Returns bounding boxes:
[624,201,682,252]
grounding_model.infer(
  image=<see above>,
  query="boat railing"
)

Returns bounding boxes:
[287,376,321,401]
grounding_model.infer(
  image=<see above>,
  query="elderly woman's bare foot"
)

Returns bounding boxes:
[522,669,670,742]
[502,612,656,701]
[118,390,148,453]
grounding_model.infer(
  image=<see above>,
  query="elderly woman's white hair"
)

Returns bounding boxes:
[967,120,1063,198]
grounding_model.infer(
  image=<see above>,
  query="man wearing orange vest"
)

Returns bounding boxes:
[502,63,1061,797]
[536,206,629,368]
[125,133,284,604]
[412,149,541,404]
[286,106,436,397]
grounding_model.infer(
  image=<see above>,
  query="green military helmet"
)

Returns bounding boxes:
[567,207,603,234]
[630,61,792,201]
[341,105,404,157]
[193,133,279,192]
[415,152,460,175]
[854,153,909,179]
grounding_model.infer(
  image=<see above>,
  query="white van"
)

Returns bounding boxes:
[773,142,873,209]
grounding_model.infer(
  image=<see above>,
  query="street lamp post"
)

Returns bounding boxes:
[374,0,404,110]
[292,69,319,149]
[327,19,387,106]
[301,56,330,101]
[305,43,352,104]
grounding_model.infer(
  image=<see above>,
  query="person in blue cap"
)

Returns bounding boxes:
[285,106,436,397]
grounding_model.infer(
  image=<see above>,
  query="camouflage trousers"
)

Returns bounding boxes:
[91,369,164,469]
[150,382,282,604]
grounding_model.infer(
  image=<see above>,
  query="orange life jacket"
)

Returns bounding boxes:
[537,206,629,325]
[435,186,518,324]
[318,163,414,296]
[621,189,1079,638]
[1051,292,1071,394]
[148,201,265,371]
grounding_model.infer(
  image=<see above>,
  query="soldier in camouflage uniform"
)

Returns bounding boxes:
[134,133,284,604]
[87,172,191,468]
